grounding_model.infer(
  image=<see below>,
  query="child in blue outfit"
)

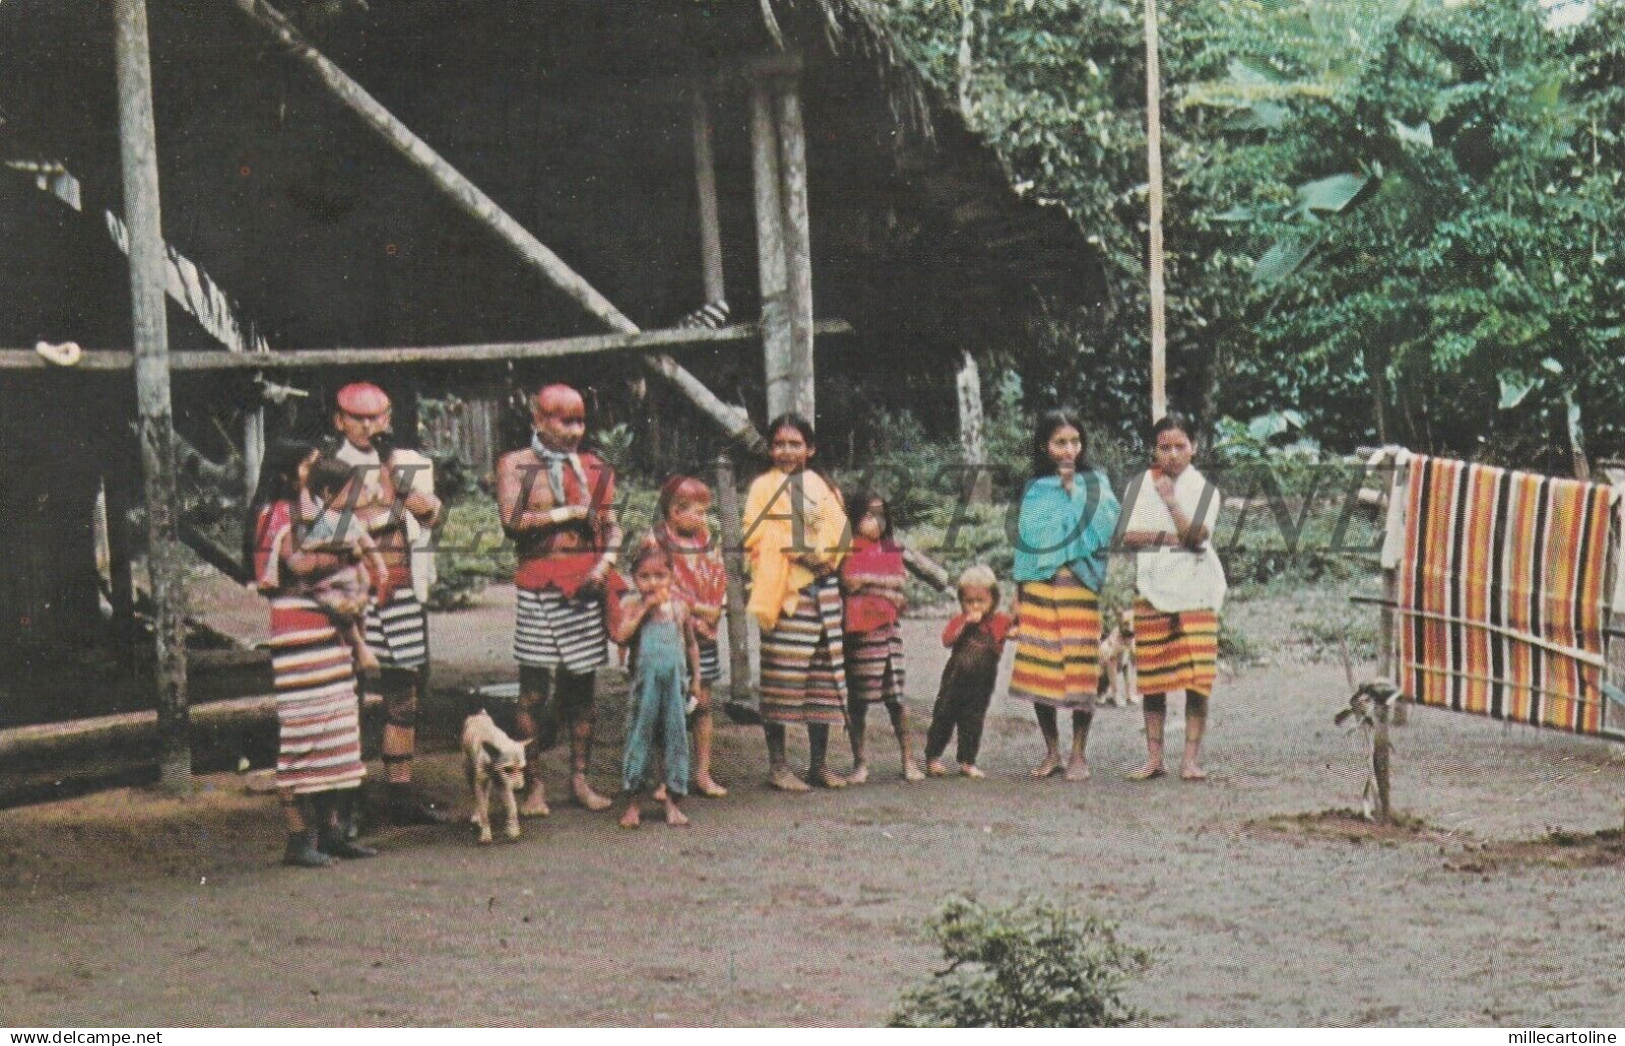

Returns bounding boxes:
[613,540,703,828]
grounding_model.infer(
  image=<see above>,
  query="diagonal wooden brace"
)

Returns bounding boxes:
[223,0,764,452]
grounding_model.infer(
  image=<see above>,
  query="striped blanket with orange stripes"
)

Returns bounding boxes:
[1396,456,1617,735]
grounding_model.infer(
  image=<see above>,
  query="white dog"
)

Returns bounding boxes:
[462,710,526,845]
[1097,610,1139,707]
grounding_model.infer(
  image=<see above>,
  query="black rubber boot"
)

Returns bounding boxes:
[387,785,454,826]
[321,791,379,857]
[282,831,335,868]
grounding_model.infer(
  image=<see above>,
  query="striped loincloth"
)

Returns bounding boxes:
[269,597,365,795]
[1008,571,1101,710]
[1396,456,1614,735]
[759,575,847,725]
[1132,599,1218,696]
[363,587,429,669]
[514,587,609,673]
[846,621,906,703]
[697,637,722,686]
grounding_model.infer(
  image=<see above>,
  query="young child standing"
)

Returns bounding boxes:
[650,475,729,797]
[299,455,391,677]
[1120,412,1227,781]
[743,413,851,791]
[924,565,1014,779]
[613,541,702,828]
[841,492,922,783]
[1008,410,1120,781]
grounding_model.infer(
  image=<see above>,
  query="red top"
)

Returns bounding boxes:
[942,611,1013,649]
[252,500,293,592]
[653,521,727,641]
[253,500,338,635]
[841,537,906,635]
[513,451,618,597]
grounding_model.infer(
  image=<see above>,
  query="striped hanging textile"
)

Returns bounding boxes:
[1396,455,1617,735]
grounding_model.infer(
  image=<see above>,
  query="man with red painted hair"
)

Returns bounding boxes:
[326,382,449,825]
[496,383,623,814]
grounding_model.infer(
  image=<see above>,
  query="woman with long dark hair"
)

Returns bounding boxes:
[1008,409,1120,781]
[246,438,375,866]
[742,413,852,790]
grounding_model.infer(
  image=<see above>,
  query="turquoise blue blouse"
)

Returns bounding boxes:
[1012,470,1120,591]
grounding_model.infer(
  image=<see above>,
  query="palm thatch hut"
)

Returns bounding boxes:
[0,0,1104,770]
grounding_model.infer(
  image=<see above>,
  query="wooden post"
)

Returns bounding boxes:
[1372,701,1392,823]
[714,453,755,703]
[1144,0,1168,423]
[749,78,793,420]
[224,0,761,452]
[115,0,191,792]
[243,408,265,503]
[691,86,726,306]
[1383,457,1407,725]
[957,349,992,504]
[775,80,816,420]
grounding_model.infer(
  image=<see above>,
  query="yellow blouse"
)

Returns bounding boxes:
[742,468,848,631]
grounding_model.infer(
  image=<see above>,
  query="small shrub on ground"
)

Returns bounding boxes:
[889,897,1148,1029]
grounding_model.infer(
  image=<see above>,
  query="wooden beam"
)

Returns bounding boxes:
[749,78,793,421]
[691,86,726,305]
[0,321,854,372]
[776,80,817,420]
[223,0,763,452]
[115,0,191,792]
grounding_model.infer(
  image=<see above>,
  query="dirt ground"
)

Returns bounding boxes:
[5,584,1625,1027]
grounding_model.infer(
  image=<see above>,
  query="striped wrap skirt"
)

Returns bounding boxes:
[269,597,366,795]
[514,587,609,674]
[363,587,429,670]
[697,636,722,686]
[1133,599,1218,696]
[846,621,906,704]
[1008,571,1102,711]
[758,575,847,726]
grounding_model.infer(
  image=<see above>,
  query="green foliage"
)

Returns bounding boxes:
[889,897,1148,1029]
[870,0,1625,468]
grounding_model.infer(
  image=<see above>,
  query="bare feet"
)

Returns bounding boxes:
[1181,762,1208,781]
[518,786,551,819]
[847,762,870,785]
[572,775,613,812]
[769,767,812,792]
[1125,762,1166,781]
[652,784,668,802]
[1030,754,1062,779]
[619,803,641,829]
[693,776,729,798]
[903,761,925,782]
[809,768,848,789]
[926,760,951,778]
[1064,757,1091,782]
[961,764,986,779]
[664,799,690,827]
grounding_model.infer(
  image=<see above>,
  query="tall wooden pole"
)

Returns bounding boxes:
[749,77,793,420]
[115,0,191,792]
[1144,0,1168,423]
[691,86,726,306]
[775,81,816,420]
[714,454,755,703]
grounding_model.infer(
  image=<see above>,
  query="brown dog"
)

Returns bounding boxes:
[462,710,526,844]
[1097,609,1138,707]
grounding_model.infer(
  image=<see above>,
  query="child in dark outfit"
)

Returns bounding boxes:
[924,565,1014,779]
